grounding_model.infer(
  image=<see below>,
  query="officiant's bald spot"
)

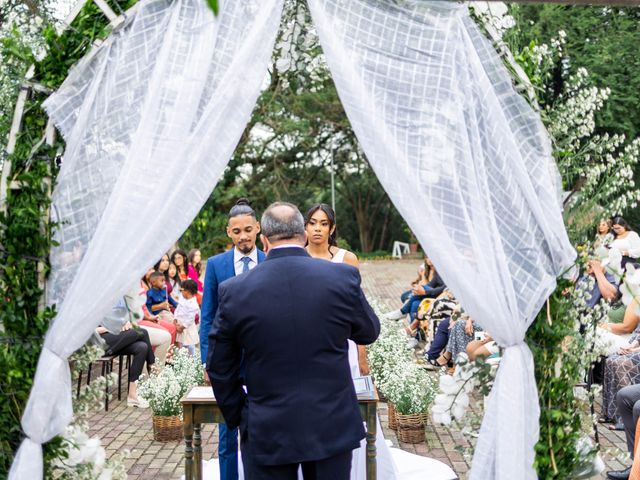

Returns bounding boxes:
[260,202,306,246]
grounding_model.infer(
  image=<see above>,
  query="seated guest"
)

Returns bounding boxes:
[400,258,429,304]
[154,253,172,295]
[609,383,640,479]
[611,216,640,268]
[594,218,614,250]
[582,259,619,308]
[466,334,499,362]
[405,288,456,338]
[124,285,172,364]
[138,271,177,344]
[602,332,640,427]
[597,300,640,356]
[174,279,200,356]
[146,271,178,315]
[440,313,482,366]
[96,303,155,408]
[386,256,445,322]
[167,261,182,303]
[171,248,189,282]
[187,249,204,292]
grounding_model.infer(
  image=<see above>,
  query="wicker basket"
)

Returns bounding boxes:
[396,412,428,444]
[152,415,183,442]
[387,402,398,431]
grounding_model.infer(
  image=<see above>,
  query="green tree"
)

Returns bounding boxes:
[507,5,640,139]
[181,0,409,255]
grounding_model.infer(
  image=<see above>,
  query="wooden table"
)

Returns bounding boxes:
[181,386,379,480]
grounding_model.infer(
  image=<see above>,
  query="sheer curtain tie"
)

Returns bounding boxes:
[9,347,73,479]
[470,340,540,479]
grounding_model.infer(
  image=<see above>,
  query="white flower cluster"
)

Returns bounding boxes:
[69,345,117,429]
[272,0,328,92]
[431,357,477,425]
[528,32,640,228]
[50,425,128,480]
[598,247,640,316]
[549,71,609,142]
[138,347,205,417]
[469,2,516,38]
[0,3,48,150]
[366,297,438,415]
[384,362,438,416]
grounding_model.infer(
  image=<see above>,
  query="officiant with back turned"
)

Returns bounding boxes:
[207,202,381,480]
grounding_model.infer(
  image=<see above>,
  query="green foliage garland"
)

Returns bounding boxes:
[0,1,131,474]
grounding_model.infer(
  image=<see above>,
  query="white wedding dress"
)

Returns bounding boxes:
[198,249,457,480]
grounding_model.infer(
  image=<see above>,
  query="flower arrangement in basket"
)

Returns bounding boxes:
[366,298,413,399]
[384,363,438,444]
[138,348,205,441]
[367,296,422,432]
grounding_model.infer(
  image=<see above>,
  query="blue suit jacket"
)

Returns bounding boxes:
[199,248,266,364]
[206,247,380,466]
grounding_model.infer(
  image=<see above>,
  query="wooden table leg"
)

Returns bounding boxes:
[194,423,202,480]
[366,403,377,480]
[184,405,194,480]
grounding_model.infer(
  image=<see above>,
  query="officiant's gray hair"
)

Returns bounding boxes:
[261,202,305,242]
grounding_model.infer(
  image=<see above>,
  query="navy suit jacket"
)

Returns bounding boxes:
[199,248,266,364]
[207,247,380,466]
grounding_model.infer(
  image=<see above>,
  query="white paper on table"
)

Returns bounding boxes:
[185,386,215,400]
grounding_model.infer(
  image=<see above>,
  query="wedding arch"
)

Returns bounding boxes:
[8,0,578,478]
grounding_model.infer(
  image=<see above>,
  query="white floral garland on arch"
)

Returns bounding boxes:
[10,1,577,479]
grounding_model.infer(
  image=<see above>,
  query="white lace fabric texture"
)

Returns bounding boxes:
[306,1,575,478]
[9,0,284,477]
[11,0,575,479]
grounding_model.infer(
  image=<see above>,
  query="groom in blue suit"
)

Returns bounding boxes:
[200,198,266,480]
[207,202,380,479]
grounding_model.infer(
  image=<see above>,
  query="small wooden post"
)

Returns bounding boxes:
[184,404,194,480]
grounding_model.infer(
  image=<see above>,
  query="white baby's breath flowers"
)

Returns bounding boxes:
[138,347,205,417]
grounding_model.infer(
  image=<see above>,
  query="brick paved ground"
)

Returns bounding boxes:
[86,258,628,479]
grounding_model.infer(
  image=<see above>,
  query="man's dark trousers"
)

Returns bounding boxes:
[616,384,640,456]
[241,446,352,480]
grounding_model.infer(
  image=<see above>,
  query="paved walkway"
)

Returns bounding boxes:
[86,259,627,479]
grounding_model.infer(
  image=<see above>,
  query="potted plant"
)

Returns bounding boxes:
[385,364,437,443]
[138,348,204,441]
[366,298,415,430]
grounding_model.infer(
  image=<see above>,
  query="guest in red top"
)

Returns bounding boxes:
[187,248,204,292]
[171,249,189,282]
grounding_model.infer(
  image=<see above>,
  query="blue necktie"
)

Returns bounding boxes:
[241,256,251,274]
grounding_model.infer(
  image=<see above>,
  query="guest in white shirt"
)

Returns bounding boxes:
[174,279,201,356]
[611,216,640,267]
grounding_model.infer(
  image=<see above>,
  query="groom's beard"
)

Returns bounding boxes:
[236,242,254,254]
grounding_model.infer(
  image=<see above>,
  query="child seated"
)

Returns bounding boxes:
[174,279,200,356]
[146,271,178,317]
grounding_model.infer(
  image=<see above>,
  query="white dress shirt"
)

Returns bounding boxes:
[233,247,259,276]
[611,231,640,258]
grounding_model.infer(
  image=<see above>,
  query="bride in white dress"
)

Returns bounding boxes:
[303,203,456,480]
[199,205,456,480]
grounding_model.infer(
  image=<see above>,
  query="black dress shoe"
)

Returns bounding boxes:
[607,466,632,480]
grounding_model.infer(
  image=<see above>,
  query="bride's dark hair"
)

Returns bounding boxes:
[305,203,338,258]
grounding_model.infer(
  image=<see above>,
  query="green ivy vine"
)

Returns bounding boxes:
[0,0,130,474]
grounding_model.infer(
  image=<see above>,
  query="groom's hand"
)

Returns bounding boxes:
[204,369,211,386]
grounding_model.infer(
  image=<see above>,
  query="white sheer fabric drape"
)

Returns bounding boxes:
[9,0,283,477]
[307,1,575,478]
